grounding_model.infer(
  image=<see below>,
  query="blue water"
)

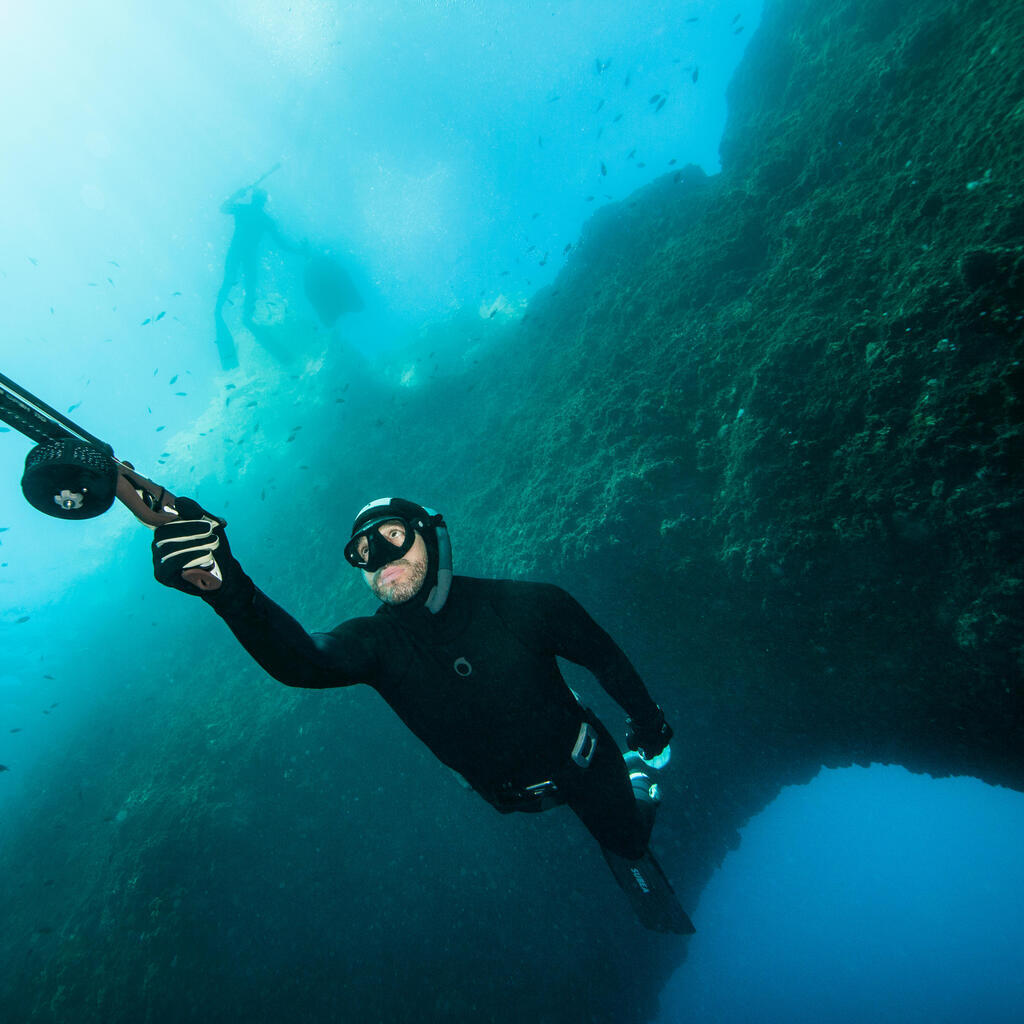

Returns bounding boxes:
[0,0,760,611]
[656,766,1024,1024]
[2,3,1022,1022]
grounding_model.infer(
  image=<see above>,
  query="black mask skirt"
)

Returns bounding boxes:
[344,517,416,572]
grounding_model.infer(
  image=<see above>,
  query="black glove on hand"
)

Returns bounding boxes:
[152,497,248,602]
[626,706,673,761]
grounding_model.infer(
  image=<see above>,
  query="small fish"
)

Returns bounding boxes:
[623,74,631,88]
[169,374,178,385]
[156,426,165,432]
[50,702,58,708]
[108,260,120,267]
[649,94,661,104]
[595,99,605,113]
[87,282,98,287]
[286,435,297,443]
[0,764,9,772]
[27,256,38,266]
[686,16,699,23]
[500,270,510,277]
[734,26,744,34]
[0,526,8,531]
[141,318,151,326]
[655,98,667,112]
[613,113,623,122]
[636,162,646,168]
[692,67,699,83]
[50,307,55,314]
[627,148,636,159]
[246,400,257,408]
[155,311,166,321]
[175,392,187,397]
[153,368,159,375]
[225,383,236,390]
[600,161,607,176]
[732,13,741,23]
[43,674,54,679]
[107,277,114,285]
[538,136,544,148]
[539,253,548,266]
[669,158,677,165]
[9,728,21,733]
[16,615,29,624]
[488,310,497,319]
[585,195,595,201]
[594,58,610,75]
[172,291,182,296]
[547,95,560,103]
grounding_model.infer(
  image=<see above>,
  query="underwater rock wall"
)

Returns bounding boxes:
[481,0,1024,791]
[2,1,1022,1022]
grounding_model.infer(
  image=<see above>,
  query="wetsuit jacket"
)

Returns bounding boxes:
[210,575,660,801]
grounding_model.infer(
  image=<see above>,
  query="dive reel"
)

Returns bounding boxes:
[21,436,119,520]
[1,368,219,590]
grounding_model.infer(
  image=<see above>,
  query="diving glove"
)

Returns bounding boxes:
[626,706,673,761]
[152,497,249,601]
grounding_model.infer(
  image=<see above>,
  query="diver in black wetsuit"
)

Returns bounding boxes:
[153,496,684,926]
[213,185,303,370]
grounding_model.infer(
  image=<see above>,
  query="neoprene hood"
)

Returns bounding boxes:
[345,497,453,613]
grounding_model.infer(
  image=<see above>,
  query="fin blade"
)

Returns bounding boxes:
[602,847,696,935]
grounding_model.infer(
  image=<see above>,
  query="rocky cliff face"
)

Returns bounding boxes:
[488,0,1024,793]
[3,1,1021,1021]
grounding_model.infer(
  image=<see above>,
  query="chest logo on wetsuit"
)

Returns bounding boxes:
[453,657,473,677]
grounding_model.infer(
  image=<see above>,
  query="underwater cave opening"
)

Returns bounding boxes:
[654,764,1024,1024]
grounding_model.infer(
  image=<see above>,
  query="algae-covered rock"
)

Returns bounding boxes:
[2,1,1022,1022]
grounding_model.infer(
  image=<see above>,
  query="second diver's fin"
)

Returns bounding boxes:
[602,846,696,935]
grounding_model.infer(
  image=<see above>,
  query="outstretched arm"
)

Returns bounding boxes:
[208,583,377,689]
[220,185,250,214]
[151,499,376,688]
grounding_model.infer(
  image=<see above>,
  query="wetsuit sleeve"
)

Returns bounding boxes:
[205,581,377,689]
[525,583,661,721]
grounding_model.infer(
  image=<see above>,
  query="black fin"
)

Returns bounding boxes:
[602,847,696,935]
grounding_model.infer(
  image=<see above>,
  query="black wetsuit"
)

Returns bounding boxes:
[210,575,660,859]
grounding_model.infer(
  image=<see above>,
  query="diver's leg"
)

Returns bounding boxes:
[214,253,241,369]
[560,717,652,861]
[216,249,241,315]
[214,310,238,370]
[563,719,694,934]
[240,255,259,327]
